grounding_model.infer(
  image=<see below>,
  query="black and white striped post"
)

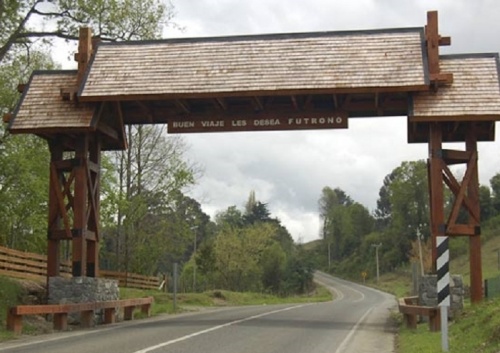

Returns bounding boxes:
[437,236,450,351]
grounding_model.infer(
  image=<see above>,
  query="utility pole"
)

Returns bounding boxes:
[417,227,425,276]
[371,243,382,283]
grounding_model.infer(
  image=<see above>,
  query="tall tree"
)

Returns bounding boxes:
[106,125,197,272]
[1,0,175,63]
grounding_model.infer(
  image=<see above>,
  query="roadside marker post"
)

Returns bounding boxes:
[437,236,450,352]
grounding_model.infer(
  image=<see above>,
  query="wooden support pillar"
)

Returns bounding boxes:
[466,125,483,303]
[87,136,101,277]
[72,136,89,277]
[47,141,63,280]
[428,123,445,272]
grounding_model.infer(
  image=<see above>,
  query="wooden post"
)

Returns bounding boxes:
[426,11,440,78]
[47,141,63,281]
[466,124,483,303]
[87,136,101,277]
[72,136,89,277]
[77,28,93,87]
[428,123,445,271]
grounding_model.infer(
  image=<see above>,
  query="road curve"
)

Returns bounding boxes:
[0,272,396,353]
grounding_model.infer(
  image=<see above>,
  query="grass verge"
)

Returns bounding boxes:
[0,276,25,341]
[398,298,500,353]
[120,284,332,316]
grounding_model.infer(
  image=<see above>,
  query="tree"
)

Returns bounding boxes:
[1,0,184,261]
[0,47,58,252]
[103,125,198,273]
[215,206,245,229]
[479,185,494,222]
[490,173,500,214]
[375,160,430,270]
[1,0,175,63]
[374,170,397,229]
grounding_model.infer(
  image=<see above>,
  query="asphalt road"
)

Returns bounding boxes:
[0,272,396,353]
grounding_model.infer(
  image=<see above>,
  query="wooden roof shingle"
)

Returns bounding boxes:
[9,71,96,133]
[78,28,429,100]
[410,54,500,121]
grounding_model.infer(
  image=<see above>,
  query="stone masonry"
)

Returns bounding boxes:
[48,277,119,324]
[419,274,464,318]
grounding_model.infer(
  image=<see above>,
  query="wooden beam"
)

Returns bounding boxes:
[215,98,227,110]
[49,163,72,240]
[439,36,451,46]
[442,149,471,165]
[72,135,89,277]
[466,125,482,303]
[3,113,12,124]
[76,27,93,87]
[175,99,191,114]
[429,73,453,84]
[60,86,78,101]
[97,122,119,141]
[47,142,63,281]
[115,102,128,150]
[446,224,480,236]
[332,94,339,109]
[442,165,480,223]
[252,97,264,111]
[428,123,445,272]
[426,11,440,77]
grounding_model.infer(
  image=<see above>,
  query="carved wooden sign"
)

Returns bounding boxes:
[167,113,348,133]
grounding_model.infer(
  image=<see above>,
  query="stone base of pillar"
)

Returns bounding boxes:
[48,277,119,324]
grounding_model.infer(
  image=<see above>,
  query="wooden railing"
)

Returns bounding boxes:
[0,246,159,290]
[7,297,154,334]
[100,270,159,290]
[398,296,441,332]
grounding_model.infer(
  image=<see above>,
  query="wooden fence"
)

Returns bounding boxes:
[0,246,159,290]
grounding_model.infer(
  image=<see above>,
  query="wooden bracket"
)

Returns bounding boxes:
[60,86,79,101]
[17,84,26,93]
[2,113,12,124]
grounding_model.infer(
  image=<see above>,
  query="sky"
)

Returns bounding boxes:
[58,0,500,243]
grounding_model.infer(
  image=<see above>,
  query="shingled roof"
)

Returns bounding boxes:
[9,71,96,133]
[78,28,429,100]
[410,54,500,121]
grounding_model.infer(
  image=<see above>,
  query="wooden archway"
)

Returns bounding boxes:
[6,11,500,303]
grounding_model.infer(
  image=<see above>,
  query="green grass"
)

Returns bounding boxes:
[120,285,332,316]
[0,276,25,341]
[399,298,500,353]
[396,234,500,353]
[451,235,500,285]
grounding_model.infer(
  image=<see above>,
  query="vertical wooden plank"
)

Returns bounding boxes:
[77,27,93,87]
[47,141,63,282]
[80,310,94,328]
[53,313,68,331]
[466,124,483,303]
[426,11,440,77]
[104,308,116,324]
[428,123,444,272]
[73,135,89,277]
[124,306,134,320]
[6,311,23,334]
[87,136,101,277]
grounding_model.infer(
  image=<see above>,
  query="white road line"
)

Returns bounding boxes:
[334,307,374,353]
[133,304,312,353]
